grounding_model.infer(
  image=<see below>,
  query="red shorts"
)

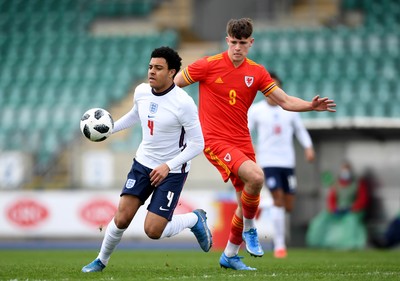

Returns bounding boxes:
[203,140,256,192]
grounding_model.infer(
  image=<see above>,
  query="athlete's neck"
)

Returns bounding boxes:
[152,83,175,96]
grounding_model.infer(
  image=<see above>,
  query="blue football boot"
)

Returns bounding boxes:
[242,228,264,257]
[81,258,106,273]
[219,253,256,270]
[191,209,212,252]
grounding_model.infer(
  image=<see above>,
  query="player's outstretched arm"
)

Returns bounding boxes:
[269,87,336,112]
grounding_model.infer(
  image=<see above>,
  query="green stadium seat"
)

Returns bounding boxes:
[343,60,362,81]
[341,0,363,10]
[0,106,17,131]
[17,105,34,131]
[34,106,51,131]
[352,101,370,117]
[375,82,391,103]
[388,103,400,118]
[383,33,400,57]
[369,102,387,117]
[364,34,382,56]
[300,111,318,120]
[354,80,373,103]
[307,60,324,82]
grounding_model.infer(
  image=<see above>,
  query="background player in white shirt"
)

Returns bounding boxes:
[248,72,315,258]
[82,46,212,273]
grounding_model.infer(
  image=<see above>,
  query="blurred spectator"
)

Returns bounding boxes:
[371,211,400,249]
[306,161,369,249]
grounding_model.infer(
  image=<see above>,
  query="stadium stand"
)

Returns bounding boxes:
[249,0,399,127]
[1,0,398,189]
[0,0,177,175]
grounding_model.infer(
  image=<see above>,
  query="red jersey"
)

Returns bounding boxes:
[182,51,277,144]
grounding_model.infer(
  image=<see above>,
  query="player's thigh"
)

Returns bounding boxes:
[147,172,187,220]
[284,193,295,212]
[144,212,169,239]
[204,141,258,186]
[145,173,187,237]
[114,194,142,228]
[270,188,285,207]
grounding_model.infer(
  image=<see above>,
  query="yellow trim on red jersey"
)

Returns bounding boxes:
[204,147,231,177]
[262,81,277,96]
[246,58,260,66]
[206,54,223,62]
[182,67,195,84]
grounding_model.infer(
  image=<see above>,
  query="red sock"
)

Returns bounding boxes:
[228,214,243,245]
[241,190,260,219]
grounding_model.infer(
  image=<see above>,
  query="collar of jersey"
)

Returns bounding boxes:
[152,83,175,96]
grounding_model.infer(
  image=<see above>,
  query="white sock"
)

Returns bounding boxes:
[271,206,286,250]
[243,217,256,232]
[224,241,241,257]
[160,212,198,239]
[97,219,126,265]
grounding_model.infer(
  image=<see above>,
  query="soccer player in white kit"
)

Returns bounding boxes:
[82,46,212,273]
[248,72,315,258]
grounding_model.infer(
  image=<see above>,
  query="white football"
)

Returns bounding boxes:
[80,108,114,142]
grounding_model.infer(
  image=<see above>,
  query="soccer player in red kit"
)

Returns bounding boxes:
[175,18,336,270]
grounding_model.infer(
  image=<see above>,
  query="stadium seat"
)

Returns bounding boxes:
[369,102,387,117]
[388,103,400,118]
[351,102,369,117]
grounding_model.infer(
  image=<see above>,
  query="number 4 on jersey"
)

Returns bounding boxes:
[148,120,154,135]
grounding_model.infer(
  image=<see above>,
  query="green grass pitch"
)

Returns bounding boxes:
[0,249,399,281]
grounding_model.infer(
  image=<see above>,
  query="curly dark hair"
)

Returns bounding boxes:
[151,46,182,78]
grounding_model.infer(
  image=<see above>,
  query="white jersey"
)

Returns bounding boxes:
[248,99,312,168]
[113,83,204,173]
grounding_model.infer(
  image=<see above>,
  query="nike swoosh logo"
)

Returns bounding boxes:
[159,206,170,211]
[148,115,155,118]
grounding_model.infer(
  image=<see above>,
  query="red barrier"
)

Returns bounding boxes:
[212,200,237,250]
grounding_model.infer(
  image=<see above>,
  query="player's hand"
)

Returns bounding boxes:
[150,163,170,187]
[305,147,315,162]
[311,95,336,112]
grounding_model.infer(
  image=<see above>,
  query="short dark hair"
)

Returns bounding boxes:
[269,71,282,86]
[151,46,182,78]
[226,18,253,39]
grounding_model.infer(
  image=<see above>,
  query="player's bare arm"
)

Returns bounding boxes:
[268,87,336,112]
[174,71,189,88]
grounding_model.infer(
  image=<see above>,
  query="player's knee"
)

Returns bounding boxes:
[146,232,161,240]
[274,201,285,208]
[114,217,131,229]
[248,172,264,191]
[255,173,264,187]
[144,226,162,240]
[285,205,293,213]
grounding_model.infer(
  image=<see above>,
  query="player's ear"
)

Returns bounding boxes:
[169,69,176,78]
[225,36,229,45]
[249,37,254,47]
